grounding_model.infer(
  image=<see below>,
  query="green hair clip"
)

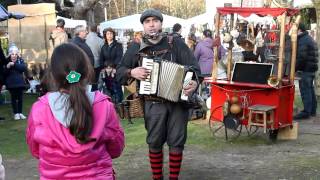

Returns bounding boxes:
[66,71,81,83]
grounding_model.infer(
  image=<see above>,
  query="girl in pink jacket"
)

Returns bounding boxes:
[26,43,125,180]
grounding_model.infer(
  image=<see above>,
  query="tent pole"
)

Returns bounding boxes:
[277,12,286,86]
[44,15,48,65]
[212,13,220,81]
[289,15,301,84]
[227,15,234,80]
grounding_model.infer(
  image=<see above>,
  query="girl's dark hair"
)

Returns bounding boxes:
[50,43,95,144]
[203,29,212,38]
[103,27,116,42]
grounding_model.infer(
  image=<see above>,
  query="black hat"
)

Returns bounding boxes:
[140,8,163,24]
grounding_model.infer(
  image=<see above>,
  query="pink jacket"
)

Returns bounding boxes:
[26,91,125,180]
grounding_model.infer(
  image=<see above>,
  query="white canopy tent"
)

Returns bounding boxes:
[294,0,313,7]
[57,16,87,28]
[99,13,187,32]
[186,13,213,27]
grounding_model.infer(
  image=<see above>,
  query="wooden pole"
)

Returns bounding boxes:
[227,48,233,80]
[227,16,234,80]
[212,13,220,81]
[277,12,287,86]
[289,15,301,84]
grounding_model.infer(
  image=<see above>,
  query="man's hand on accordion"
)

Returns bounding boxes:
[130,67,151,81]
[183,80,198,96]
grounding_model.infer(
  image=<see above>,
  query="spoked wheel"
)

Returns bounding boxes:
[246,125,259,136]
[208,114,243,141]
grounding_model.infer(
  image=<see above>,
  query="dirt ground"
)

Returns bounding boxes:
[3,115,320,180]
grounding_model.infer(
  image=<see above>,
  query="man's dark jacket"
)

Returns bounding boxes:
[296,31,318,73]
[100,40,123,67]
[71,36,95,66]
[116,35,201,85]
[0,43,6,86]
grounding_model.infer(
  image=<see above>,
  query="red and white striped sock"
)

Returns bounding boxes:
[149,150,163,180]
[169,151,183,180]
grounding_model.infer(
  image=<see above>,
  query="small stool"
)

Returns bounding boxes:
[247,105,276,133]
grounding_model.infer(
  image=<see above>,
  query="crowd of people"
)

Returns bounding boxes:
[0,7,318,180]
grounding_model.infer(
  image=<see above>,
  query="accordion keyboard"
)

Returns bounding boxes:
[139,58,159,95]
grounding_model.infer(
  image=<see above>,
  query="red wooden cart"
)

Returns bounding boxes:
[207,7,300,141]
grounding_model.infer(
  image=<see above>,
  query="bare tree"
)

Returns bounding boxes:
[112,0,121,18]
[54,0,205,25]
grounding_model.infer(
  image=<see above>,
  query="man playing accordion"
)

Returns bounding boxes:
[116,9,201,180]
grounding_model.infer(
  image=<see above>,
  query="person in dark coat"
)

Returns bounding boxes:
[294,23,319,119]
[71,25,95,67]
[116,9,200,180]
[0,43,5,87]
[0,43,6,120]
[171,23,185,41]
[3,45,27,120]
[100,27,123,103]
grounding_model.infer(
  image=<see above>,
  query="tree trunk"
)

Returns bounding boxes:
[112,0,120,18]
[72,0,99,21]
[312,0,320,97]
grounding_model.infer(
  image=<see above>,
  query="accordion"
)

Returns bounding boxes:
[139,57,193,102]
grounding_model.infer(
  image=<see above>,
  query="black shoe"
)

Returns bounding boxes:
[0,116,5,120]
[311,113,317,117]
[293,112,310,120]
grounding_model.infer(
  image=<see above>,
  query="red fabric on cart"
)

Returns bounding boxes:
[217,7,299,17]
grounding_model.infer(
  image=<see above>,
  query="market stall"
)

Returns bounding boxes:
[208,7,300,141]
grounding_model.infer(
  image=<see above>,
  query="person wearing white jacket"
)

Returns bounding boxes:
[0,154,5,180]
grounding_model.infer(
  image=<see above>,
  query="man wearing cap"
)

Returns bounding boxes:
[116,8,201,180]
[294,23,318,119]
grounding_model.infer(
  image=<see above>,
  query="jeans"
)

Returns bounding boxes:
[91,67,102,91]
[298,72,317,115]
[113,82,123,104]
[8,88,24,114]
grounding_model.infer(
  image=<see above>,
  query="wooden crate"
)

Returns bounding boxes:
[277,122,298,140]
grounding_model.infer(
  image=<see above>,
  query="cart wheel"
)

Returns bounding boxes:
[209,119,225,138]
[208,116,242,141]
[268,129,278,142]
[246,125,259,136]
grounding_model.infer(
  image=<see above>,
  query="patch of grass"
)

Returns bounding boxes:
[187,122,228,150]
[0,93,318,159]
[0,93,38,158]
[188,122,268,149]
[120,119,146,149]
[285,156,320,167]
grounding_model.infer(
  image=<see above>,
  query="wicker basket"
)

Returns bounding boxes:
[119,94,144,119]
